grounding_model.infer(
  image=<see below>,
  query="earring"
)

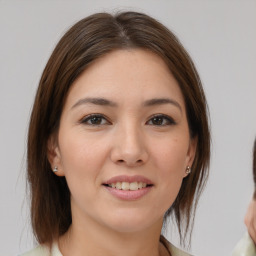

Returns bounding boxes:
[53,166,58,173]
[185,166,191,174]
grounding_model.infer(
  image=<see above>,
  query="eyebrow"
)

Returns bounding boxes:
[71,97,182,112]
[143,98,182,112]
[71,97,117,109]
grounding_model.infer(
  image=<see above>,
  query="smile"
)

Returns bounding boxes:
[104,181,151,191]
[102,175,154,200]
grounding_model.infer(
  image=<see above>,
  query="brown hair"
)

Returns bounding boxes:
[27,11,210,247]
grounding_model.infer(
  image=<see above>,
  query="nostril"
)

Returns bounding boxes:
[115,159,143,166]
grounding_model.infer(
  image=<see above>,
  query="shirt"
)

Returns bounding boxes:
[21,236,192,256]
[231,232,256,256]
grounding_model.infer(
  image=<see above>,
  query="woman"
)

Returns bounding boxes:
[232,138,256,256]
[22,11,210,256]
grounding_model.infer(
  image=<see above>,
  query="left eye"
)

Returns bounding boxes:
[80,114,110,125]
[147,115,175,126]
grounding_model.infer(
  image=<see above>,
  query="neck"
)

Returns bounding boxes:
[58,213,166,256]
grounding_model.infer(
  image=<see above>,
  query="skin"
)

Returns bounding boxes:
[48,49,197,256]
[245,197,256,243]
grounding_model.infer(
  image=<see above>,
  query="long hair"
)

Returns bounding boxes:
[27,11,210,247]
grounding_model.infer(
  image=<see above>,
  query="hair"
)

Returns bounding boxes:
[27,11,210,247]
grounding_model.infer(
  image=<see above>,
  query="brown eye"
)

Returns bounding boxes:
[89,116,103,125]
[147,115,175,126]
[152,116,164,125]
[81,114,110,125]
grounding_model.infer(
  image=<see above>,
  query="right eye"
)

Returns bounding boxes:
[80,114,110,126]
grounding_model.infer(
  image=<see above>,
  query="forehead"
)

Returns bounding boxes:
[64,49,185,108]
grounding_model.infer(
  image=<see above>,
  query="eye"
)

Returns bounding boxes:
[80,114,110,126]
[146,114,176,126]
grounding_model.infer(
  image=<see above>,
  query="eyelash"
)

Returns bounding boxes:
[80,114,176,126]
[80,114,110,126]
[146,114,176,126]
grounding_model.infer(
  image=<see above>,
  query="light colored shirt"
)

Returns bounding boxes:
[231,232,256,256]
[21,236,192,256]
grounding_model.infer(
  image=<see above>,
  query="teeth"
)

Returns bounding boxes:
[121,182,130,190]
[116,182,122,189]
[130,182,139,191]
[108,181,148,190]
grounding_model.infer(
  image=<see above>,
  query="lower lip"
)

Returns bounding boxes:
[104,186,152,200]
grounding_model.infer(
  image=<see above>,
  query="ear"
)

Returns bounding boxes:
[184,136,198,177]
[47,135,65,177]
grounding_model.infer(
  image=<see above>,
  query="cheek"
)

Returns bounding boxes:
[58,130,108,184]
[151,142,187,213]
[152,137,189,178]
[58,136,107,207]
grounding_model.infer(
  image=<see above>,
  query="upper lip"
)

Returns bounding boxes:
[103,175,153,185]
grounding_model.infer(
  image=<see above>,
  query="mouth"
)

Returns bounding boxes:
[102,175,153,200]
[103,181,153,191]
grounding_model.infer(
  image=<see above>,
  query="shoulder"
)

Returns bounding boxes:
[20,242,62,256]
[20,245,50,256]
[21,237,193,256]
[232,232,256,256]
[160,236,193,256]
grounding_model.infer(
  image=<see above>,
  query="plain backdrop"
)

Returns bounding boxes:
[0,1,256,255]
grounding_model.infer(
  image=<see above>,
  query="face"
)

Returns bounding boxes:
[49,49,196,234]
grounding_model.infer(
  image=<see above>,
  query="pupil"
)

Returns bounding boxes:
[91,117,101,124]
[153,117,163,125]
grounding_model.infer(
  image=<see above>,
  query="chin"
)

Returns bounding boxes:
[108,221,151,234]
[101,209,162,233]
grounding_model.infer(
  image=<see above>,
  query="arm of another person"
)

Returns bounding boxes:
[232,138,256,255]
[231,199,256,256]
[245,197,256,243]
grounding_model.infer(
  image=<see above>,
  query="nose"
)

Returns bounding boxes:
[110,123,149,167]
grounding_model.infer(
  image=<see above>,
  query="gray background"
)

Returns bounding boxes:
[0,0,256,255]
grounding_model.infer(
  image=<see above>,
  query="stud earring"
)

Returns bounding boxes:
[185,166,191,174]
[53,166,58,173]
